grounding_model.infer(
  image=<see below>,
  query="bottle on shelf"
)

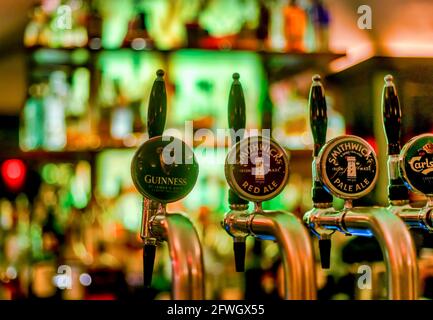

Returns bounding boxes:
[87,4,103,50]
[309,0,330,52]
[283,0,307,52]
[122,0,153,50]
[256,0,271,51]
[24,4,49,48]
[110,79,133,142]
[43,71,68,150]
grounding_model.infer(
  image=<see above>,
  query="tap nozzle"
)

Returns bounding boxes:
[303,207,335,269]
[226,189,249,272]
[318,237,331,269]
[143,238,157,287]
[233,237,246,272]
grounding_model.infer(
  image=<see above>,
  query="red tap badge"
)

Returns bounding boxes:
[225,136,290,203]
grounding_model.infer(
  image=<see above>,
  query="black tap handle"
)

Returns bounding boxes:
[233,239,246,272]
[382,75,402,155]
[318,238,331,269]
[227,73,248,271]
[142,70,165,288]
[382,75,409,202]
[228,73,246,145]
[147,69,167,138]
[228,73,249,206]
[309,75,333,205]
[309,75,327,157]
[143,242,156,287]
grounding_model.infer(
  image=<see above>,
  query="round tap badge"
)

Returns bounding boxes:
[131,136,199,203]
[400,133,433,196]
[225,136,290,202]
[318,135,378,199]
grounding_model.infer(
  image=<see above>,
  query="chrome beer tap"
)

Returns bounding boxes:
[303,75,418,300]
[131,70,205,299]
[382,75,433,232]
[222,73,317,300]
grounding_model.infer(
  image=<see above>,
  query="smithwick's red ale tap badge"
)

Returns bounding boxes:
[131,136,199,203]
[318,135,378,200]
[400,133,433,196]
[225,136,290,202]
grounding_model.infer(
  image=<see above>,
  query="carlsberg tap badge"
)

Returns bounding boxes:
[400,134,433,195]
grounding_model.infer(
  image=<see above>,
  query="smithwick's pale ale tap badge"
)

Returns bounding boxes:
[400,133,433,196]
[131,136,199,203]
[225,136,290,202]
[318,135,378,199]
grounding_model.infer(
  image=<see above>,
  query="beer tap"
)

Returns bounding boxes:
[309,74,334,269]
[303,75,418,300]
[222,73,317,300]
[382,74,433,232]
[131,70,205,299]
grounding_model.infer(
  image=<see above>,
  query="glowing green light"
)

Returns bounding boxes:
[71,49,90,65]
[168,50,266,130]
[41,163,59,185]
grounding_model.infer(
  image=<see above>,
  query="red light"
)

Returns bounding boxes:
[1,159,26,192]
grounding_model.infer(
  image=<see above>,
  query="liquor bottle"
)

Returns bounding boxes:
[110,79,133,141]
[310,0,330,52]
[256,0,271,50]
[87,4,103,50]
[97,73,114,146]
[122,0,153,50]
[283,0,307,52]
[24,4,48,48]
[131,100,144,134]
[43,71,68,150]
[66,67,92,150]
[21,87,45,150]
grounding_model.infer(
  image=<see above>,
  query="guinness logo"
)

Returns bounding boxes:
[400,133,433,196]
[225,136,290,202]
[318,135,378,199]
[131,136,199,203]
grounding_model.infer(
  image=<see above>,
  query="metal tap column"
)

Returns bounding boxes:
[131,70,204,299]
[309,74,333,268]
[304,74,418,300]
[382,74,410,205]
[223,73,316,300]
[382,74,433,232]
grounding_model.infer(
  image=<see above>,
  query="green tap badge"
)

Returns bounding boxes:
[131,136,199,203]
[400,133,433,196]
[318,135,378,199]
[131,69,199,203]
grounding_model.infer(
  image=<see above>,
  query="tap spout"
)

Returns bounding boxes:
[309,207,418,299]
[344,207,419,299]
[151,213,205,300]
[246,211,316,300]
[389,204,433,232]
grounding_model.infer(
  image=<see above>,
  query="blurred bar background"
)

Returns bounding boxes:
[0,0,432,300]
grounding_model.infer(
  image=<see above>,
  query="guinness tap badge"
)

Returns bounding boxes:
[225,136,290,202]
[318,135,378,200]
[400,133,433,196]
[131,136,199,203]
